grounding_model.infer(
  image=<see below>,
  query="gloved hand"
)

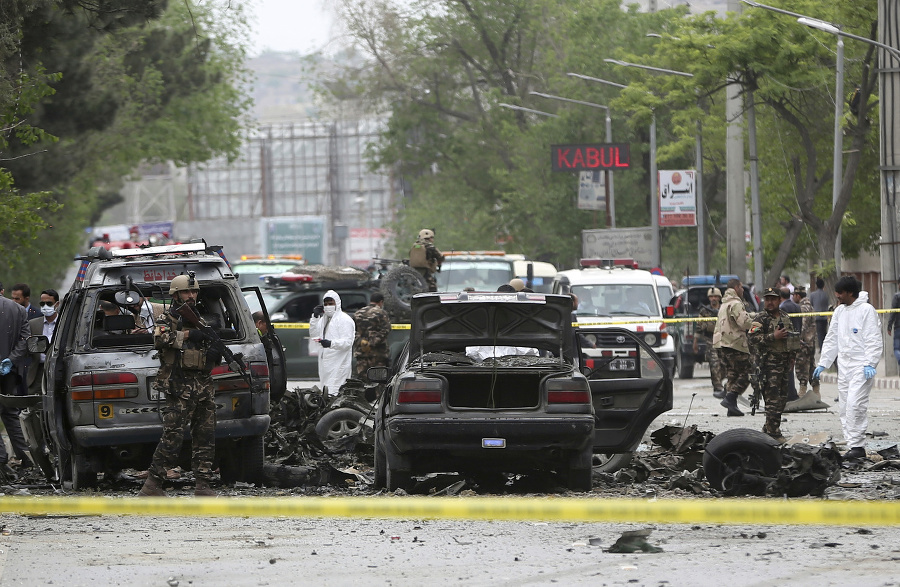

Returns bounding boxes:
[319,339,331,348]
[864,365,877,380]
[312,305,324,318]
[812,366,825,380]
[187,329,204,343]
[0,358,12,376]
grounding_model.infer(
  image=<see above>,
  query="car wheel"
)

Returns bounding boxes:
[381,265,428,322]
[220,435,265,485]
[702,428,782,495]
[677,342,694,379]
[315,408,366,441]
[374,443,387,489]
[70,450,97,490]
[593,437,641,473]
[386,464,413,492]
[55,446,72,486]
[567,446,594,492]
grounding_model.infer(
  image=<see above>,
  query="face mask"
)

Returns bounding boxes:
[41,304,56,317]
[324,306,336,317]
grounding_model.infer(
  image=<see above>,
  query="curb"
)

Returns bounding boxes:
[819,373,900,390]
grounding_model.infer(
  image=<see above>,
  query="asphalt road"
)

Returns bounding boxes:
[2,368,900,586]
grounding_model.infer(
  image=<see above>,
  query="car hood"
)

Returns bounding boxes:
[409,292,575,356]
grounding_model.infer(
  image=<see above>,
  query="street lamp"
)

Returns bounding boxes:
[567,72,659,267]
[497,103,558,118]
[603,58,707,274]
[529,91,617,227]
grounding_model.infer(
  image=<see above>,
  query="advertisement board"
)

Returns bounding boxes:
[658,170,697,227]
[577,171,607,211]
[582,227,654,269]
[347,228,391,268]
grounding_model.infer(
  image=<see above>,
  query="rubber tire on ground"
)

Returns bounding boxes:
[315,407,367,441]
[373,444,387,489]
[55,446,72,487]
[381,265,428,322]
[593,437,642,473]
[676,342,694,379]
[386,464,413,492]
[567,446,594,492]
[70,450,97,490]
[220,435,265,485]
[702,428,782,495]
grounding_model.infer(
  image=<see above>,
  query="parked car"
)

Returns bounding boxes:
[435,251,558,293]
[368,291,672,492]
[231,255,306,288]
[23,241,285,488]
[668,275,760,379]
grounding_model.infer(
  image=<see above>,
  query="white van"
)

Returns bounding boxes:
[436,252,557,293]
[553,259,676,376]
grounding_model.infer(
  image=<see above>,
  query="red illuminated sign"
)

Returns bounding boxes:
[551,143,630,172]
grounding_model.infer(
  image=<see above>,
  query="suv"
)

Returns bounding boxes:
[668,275,761,379]
[368,291,672,492]
[231,255,305,288]
[24,241,286,488]
[552,260,677,377]
[435,252,558,293]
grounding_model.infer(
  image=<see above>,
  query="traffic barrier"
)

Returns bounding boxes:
[1,496,899,525]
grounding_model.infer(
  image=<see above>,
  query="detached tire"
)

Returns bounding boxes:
[381,265,428,322]
[315,408,366,441]
[703,429,782,495]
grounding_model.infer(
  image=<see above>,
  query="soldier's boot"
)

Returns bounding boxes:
[138,473,167,497]
[194,479,216,497]
[720,393,744,417]
[798,382,808,398]
[764,429,787,444]
[784,384,830,412]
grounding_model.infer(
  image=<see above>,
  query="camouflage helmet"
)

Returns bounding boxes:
[418,229,435,241]
[169,274,199,295]
[707,287,722,298]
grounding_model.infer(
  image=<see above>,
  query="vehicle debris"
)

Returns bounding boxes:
[607,529,663,553]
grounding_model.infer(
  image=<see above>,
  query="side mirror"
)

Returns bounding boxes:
[367,366,389,384]
[664,305,675,318]
[27,335,49,354]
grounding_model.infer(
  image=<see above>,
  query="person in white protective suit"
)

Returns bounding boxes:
[309,290,356,396]
[814,276,883,459]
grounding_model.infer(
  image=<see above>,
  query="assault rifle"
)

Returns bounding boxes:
[174,302,252,387]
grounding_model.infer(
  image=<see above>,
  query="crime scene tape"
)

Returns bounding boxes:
[1,496,899,526]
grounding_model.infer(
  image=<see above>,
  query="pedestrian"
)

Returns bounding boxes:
[779,287,801,401]
[139,274,220,497]
[809,277,830,351]
[888,278,900,374]
[10,284,40,321]
[27,289,60,395]
[693,287,726,398]
[813,276,883,459]
[780,275,795,294]
[713,278,755,417]
[0,290,34,475]
[409,229,443,292]
[353,292,392,382]
[792,286,817,396]
[747,287,801,443]
[309,290,355,395]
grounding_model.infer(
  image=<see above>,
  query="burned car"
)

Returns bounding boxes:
[369,291,673,492]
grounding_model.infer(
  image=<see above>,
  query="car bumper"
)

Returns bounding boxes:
[71,415,271,447]
[385,415,595,454]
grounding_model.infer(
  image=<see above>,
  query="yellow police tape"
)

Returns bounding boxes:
[1,495,899,525]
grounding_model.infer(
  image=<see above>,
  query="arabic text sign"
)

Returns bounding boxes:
[551,143,630,172]
[582,227,654,269]
[658,170,696,227]
[577,171,606,211]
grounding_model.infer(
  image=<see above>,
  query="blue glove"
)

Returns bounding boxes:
[864,365,876,380]
[812,366,825,380]
[0,358,12,376]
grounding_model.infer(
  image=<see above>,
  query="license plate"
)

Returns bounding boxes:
[148,377,164,400]
[609,358,636,371]
[482,438,506,449]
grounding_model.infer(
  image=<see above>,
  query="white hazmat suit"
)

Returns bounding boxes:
[309,290,356,395]
[817,290,883,449]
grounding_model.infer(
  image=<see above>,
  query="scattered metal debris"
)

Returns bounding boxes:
[607,529,663,553]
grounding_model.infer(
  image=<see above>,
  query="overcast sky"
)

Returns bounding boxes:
[248,0,339,56]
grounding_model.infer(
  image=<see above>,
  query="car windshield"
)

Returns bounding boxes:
[572,284,659,317]
[436,260,513,292]
[233,263,299,288]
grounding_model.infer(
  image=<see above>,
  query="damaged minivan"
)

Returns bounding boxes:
[368,291,672,492]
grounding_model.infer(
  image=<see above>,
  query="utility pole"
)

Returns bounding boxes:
[726,0,747,281]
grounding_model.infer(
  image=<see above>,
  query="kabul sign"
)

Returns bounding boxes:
[551,143,630,172]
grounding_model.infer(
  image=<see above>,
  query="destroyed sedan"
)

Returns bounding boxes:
[369,291,672,492]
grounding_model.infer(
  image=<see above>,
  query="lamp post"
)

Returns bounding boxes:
[567,73,660,268]
[529,91,617,227]
[498,103,559,118]
[603,59,706,274]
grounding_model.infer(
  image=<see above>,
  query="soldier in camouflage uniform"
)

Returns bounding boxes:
[353,292,392,381]
[747,287,800,443]
[139,274,219,497]
[714,278,755,417]
[409,229,444,292]
[792,286,817,396]
[693,287,725,398]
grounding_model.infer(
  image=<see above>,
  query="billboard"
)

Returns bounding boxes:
[347,228,391,268]
[582,227,654,269]
[262,216,327,263]
[577,171,607,211]
[658,170,697,227]
[551,143,630,172]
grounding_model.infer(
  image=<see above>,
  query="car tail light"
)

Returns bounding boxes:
[250,364,269,378]
[397,379,442,403]
[659,322,668,342]
[547,379,591,404]
[69,372,139,400]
